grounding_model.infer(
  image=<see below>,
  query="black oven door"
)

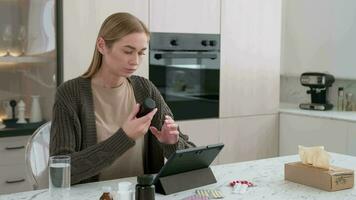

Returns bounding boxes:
[149,50,219,120]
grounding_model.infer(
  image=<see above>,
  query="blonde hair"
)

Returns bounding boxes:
[82,12,149,78]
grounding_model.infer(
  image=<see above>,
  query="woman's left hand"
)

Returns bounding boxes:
[150,115,179,144]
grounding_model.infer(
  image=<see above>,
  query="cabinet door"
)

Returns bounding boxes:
[279,113,348,156]
[177,119,220,164]
[178,119,219,146]
[150,0,220,33]
[63,0,149,81]
[347,122,356,156]
[219,114,279,164]
[0,136,31,194]
[0,164,32,194]
[0,136,29,165]
[220,0,281,117]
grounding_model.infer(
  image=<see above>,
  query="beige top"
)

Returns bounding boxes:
[92,78,144,181]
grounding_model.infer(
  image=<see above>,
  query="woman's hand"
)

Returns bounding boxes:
[150,115,179,144]
[122,104,157,140]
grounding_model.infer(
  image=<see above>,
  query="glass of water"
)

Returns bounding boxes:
[49,155,71,191]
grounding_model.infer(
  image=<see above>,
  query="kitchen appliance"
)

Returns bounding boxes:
[299,72,335,111]
[149,32,220,120]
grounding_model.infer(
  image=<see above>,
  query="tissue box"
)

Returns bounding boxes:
[285,162,354,191]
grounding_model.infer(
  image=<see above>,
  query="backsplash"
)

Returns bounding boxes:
[280,75,356,110]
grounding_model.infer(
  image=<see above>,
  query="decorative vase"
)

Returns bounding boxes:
[30,95,42,123]
[17,100,27,124]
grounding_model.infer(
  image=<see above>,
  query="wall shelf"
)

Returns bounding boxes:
[0,55,54,64]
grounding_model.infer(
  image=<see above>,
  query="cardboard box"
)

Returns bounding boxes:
[285,162,354,191]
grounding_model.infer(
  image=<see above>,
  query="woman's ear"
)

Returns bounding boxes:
[97,37,106,54]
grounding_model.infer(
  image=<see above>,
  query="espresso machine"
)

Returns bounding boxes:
[299,72,335,111]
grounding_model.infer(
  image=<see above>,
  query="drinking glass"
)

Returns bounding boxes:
[0,36,7,56]
[9,25,26,57]
[49,155,71,193]
[0,25,13,56]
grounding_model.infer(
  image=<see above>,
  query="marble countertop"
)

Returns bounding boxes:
[280,103,356,122]
[1,153,356,200]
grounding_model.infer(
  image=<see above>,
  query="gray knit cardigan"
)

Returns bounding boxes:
[50,76,195,184]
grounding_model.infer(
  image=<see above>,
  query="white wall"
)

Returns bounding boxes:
[281,0,356,79]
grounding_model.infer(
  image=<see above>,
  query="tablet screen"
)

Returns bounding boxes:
[154,143,224,182]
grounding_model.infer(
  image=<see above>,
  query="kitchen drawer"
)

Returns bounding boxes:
[0,164,32,194]
[0,136,29,165]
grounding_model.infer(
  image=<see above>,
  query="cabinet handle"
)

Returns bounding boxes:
[5,145,25,150]
[154,53,218,60]
[6,178,25,184]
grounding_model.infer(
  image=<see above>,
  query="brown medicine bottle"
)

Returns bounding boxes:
[100,186,113,200]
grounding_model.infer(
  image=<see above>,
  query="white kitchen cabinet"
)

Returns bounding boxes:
[347,123,356,156]
[178,118,220,164]
[219,114,279,164]
[62,0,149,81]
[0,136,32,194]
[220,0,281,118]
[281,0,356,79]
[279,113,349,156]
[149,0,220,34]
[0,165,32,194]
[178,118,219,147]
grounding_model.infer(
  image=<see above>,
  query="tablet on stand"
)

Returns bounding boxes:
[154,143,224,195]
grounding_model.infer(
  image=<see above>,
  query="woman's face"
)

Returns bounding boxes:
[101,32,148,77]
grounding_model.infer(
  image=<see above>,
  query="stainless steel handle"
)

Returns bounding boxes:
[5,145,25,150]
[154,53,217,60]
[6,178,25,184]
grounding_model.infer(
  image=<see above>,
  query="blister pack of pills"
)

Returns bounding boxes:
[182,195,209,200]
[195,189,224,199]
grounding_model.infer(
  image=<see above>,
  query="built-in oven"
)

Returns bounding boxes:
[149,32,220,120]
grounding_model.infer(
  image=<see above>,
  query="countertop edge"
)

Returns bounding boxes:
[279,103,356,123]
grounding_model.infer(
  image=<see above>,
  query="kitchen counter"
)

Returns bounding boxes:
[0,127,38,138]
[0,121,46,138]
[280,103,356,122]
[1,153,356,200]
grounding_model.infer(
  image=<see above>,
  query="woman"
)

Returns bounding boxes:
[50,12,195,185]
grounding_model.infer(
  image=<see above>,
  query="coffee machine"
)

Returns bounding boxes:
[299,72,335,111]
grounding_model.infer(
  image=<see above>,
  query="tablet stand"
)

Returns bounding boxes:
[155,167,216,195]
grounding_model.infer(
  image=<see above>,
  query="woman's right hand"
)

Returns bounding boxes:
[122,103,158,140]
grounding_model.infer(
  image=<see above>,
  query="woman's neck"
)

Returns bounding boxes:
[93,68,125,88]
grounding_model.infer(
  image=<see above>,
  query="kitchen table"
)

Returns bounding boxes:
[1,153,355,200]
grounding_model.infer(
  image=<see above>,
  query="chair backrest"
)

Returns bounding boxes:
[25,121,51,190]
